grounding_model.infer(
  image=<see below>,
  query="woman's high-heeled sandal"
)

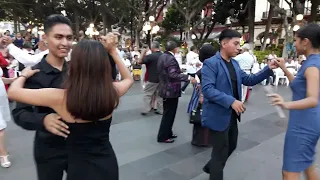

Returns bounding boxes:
[0,155,11,168]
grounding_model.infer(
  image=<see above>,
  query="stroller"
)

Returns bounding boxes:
[132,63,142,81]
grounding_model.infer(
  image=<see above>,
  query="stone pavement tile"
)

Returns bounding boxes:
[122,151,181,175]
[164,142,208,159]
[239,112,286,143]
[0,166,36,180]
[190,173,209,180]
[240,86,292,124]
[168,152,209,179]
[112,107,148,125]
[147,168,186,180]
[119,164,149,180]
[224,133,286,180]
[236,136,260,152]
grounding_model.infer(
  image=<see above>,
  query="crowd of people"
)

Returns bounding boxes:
[0,14,319,180]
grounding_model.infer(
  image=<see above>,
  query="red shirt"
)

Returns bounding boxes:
[0,52,9,91]
[144,68,149,82]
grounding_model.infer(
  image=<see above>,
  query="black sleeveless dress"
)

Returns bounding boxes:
[65,118,118,180]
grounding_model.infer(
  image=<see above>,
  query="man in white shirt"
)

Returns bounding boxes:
[5,39,74,67]
[174,51,183,68]
[131,46,141,58]
[7,42,48,66]
[182,46,201,93]
[234,43,255,102]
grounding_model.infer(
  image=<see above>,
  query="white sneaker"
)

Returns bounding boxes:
[0,155,11,168]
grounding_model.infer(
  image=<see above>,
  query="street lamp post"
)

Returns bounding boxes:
[142,16,160,47]
[85,23,99,38]
[293,14,305,32]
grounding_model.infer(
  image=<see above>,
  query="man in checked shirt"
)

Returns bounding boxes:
[234,43,256,102]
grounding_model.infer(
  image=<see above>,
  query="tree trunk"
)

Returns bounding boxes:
[145,0,151,47]
[282,13,290,58]
[102,14,107,35]
[248,0,256,48]
[74,8,80,39]
[309,0,319,23]
[13,16,18,33]
[186,19,194,48]
[107,24,112,32]
[261,5,274,51]
[135,30,140,47]
[180,30,183,41]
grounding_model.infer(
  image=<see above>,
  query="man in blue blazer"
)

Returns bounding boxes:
[201,29,278,180]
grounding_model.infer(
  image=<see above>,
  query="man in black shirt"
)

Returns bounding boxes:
[139,41,163,115]
[12,15,73,180]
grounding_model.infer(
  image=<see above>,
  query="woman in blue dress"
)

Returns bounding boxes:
[269,24,320,180]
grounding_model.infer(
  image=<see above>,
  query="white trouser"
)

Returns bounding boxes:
[242,70,251,102]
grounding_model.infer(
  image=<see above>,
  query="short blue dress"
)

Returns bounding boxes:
[283,54,320,172]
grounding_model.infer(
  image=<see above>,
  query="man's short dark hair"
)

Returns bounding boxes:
[165,41,177,52]
[44,14,72,33]
[219,29,241,42]
[190,46,197,51]
[151,41,160,49]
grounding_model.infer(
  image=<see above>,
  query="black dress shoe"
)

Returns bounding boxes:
[157,138,175,143]
[203,166,210,174]
[154,111,163,115]
[171,134,178,139]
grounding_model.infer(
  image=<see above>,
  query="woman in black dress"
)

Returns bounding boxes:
[8,34,134,180]
[189,44,217,146]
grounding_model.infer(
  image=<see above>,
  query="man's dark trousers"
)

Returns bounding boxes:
[204,114,238,180]
[157,98,179,141]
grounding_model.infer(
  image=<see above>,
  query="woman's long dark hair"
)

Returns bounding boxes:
[296,23,320,49]
[64,40,119,120]
[199,44,217,62]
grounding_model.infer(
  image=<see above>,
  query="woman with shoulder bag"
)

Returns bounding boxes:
[187,44,217,147]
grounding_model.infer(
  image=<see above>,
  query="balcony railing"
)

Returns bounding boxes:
[262,10,293,19]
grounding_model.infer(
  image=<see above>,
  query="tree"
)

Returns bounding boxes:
[161,6,185,40]
[267,0,309,57]
[171,0,212,46]
[162,0,248,46]
[309,0,319,22]
[299,0,319,22]
[122,0,169,46]
[261,4,275,51]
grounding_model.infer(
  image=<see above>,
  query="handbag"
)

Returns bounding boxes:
[189,103,202,124]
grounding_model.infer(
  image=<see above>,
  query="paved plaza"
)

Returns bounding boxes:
[1,83,320,180]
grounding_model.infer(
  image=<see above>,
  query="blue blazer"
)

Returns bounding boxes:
[201,52,273,131]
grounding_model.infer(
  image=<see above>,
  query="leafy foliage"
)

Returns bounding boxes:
[253,49,282,63]
[161,6,184,34]
[161,0,249,43]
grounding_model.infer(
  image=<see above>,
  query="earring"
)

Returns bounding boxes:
[303,46,306,51]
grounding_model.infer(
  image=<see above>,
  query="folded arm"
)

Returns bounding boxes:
[201,61,235,108]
